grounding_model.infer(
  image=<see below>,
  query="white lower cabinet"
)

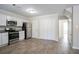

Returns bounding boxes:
[0,32,8,47]
[2,33,8,45]
[19,31,24,41]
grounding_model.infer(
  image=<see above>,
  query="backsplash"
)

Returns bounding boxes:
[15,27,22,31]
[0,26,22,31]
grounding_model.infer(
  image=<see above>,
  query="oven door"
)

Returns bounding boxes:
[9,32,19,40]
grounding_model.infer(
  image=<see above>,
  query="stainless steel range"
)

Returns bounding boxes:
[5,28,19,45]
[5,20,20,45]
[8,31,19,45]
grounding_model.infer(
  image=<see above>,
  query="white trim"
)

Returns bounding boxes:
[32,37,58,41]
[72,46,79,49]
[0,43,8,47]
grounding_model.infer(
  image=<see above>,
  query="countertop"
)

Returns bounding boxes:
[0,30,24,33]
[0,31,8,33]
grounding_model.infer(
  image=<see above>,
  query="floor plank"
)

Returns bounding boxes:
[0,39,79,54]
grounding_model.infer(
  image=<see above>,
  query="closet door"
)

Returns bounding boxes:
[32,14,58,41]
[39,19,49,39]
[39,18,54,40]
[32,18,39,38]
[39,16,58,40]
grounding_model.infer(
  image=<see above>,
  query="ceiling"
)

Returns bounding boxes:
[0,4,75,17]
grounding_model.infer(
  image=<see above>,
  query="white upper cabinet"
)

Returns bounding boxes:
[17,19,23,27]
[6,16,12,21]
[7,16,16,21]
[7,16,23,27]
[0,14,6,26]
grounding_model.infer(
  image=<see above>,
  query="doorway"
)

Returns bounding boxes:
[59,19,73,53]
[59,19,69,46]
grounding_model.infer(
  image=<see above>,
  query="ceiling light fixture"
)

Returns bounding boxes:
[26,8,37,14]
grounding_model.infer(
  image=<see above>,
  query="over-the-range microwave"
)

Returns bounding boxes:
[7,20,17,26]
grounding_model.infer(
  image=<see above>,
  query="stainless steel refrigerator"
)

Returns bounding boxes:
[22,22,32,39]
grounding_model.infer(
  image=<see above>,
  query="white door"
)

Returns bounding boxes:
[39,18,57,40]
[2,33,8,45]
[32,19,39,38]
[39,19,50,39]
[32,14,58,40]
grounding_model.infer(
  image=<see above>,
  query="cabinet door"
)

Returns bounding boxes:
[0,14,6,26]
[32,19,39,38]
[19,31,24,40]
[17,19,22,26]
[6,16,12,21]
[2,33,8,45]
[0,33,2,46]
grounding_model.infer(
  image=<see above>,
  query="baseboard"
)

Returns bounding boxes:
[72,46,79,50]
[32,37,58,41]
[0,43,8,47]
[27,37,32,39]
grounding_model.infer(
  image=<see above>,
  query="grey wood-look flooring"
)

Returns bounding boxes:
[0,38,79,54]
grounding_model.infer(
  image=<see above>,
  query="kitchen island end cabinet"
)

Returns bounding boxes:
[0,32,8,47]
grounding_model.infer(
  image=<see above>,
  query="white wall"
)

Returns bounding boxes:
[73,5,79,49]
[64,7,72,18]
[31,14,59,41]
[66,7,72,13]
